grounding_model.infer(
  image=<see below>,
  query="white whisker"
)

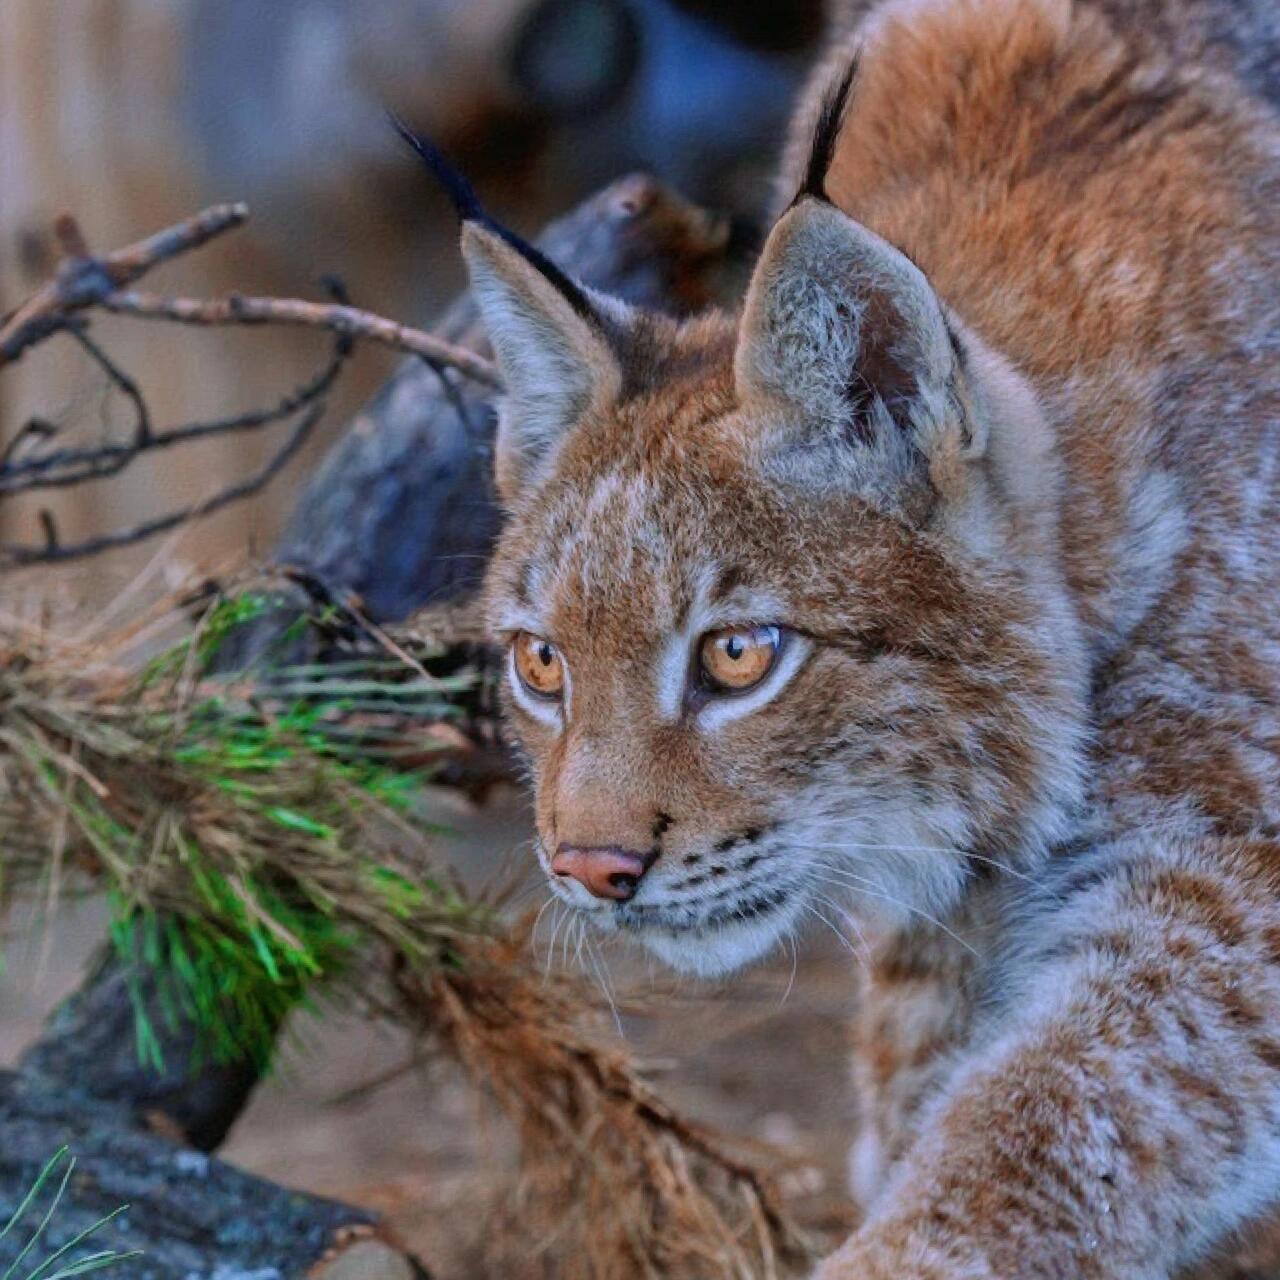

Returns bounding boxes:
[802,835,1032,882]
[531,892,557,944]
[560,906,577,971]
[543,903,569,978]
[802,902,863,963]
[807,865,980,957]
[809,891,871,959]
[585,933,625,1039]
[778,928,799,1007]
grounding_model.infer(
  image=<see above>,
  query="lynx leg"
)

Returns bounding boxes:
[849,924,982,1211]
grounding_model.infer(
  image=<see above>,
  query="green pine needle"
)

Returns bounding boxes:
[1,590,494,1074]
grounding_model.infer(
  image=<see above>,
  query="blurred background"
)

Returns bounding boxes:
[1,0,834,583]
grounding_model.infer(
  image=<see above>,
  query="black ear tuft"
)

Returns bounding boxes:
[794,55,859,206]
[389,111,593,319]
[388,110,485,223]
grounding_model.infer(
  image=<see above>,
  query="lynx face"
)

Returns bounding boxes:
[471,199,1088,976]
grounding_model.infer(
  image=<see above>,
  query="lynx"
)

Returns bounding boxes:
[423,0,1280,1272]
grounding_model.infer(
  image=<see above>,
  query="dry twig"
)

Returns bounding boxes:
[0,207,500,386]
[101,289,501,389]
[0,405,327,569]
[0,206,250,365]
[0,205,501,570]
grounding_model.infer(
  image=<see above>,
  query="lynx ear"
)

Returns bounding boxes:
[462,222,623,501]
[392,117,623,500]
[735,199,973,480]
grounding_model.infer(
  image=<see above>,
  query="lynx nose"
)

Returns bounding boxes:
[551,845,656,901]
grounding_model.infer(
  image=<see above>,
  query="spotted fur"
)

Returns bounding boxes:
[467,0,1280,1273]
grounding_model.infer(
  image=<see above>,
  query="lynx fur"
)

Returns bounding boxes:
[458,0,1280,1273]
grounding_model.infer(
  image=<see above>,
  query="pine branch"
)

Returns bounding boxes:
[0,583,815,1278]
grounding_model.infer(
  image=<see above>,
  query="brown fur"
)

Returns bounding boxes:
[464,0,1280,1274]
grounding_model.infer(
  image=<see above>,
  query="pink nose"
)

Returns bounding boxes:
[551,845,656,901]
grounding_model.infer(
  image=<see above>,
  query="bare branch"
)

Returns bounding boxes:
[0,402,326,569]
[100,289,502,390]
[0,205,249,366]
[0,329,351,496]
[1,418,57,467]
[0,203,502,390]
[64,322,153,446]
[0,200,501,571]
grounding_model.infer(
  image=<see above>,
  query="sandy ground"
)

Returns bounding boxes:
[0,787,861,1275]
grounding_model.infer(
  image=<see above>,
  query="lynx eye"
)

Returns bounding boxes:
[698,625,782,693]
[513,631,565,699]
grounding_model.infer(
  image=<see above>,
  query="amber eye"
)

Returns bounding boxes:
[513,631,565,699]
[698,625,782,693]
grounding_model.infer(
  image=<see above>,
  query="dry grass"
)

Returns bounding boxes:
[411,934,812,1280]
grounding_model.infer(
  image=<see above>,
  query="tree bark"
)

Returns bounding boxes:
[18,954,270,1154]
[0,1071,427,1280]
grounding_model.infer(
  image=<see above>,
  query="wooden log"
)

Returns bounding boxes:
[0,1072,428,1280]
[273,173,748,621]
[18,956,271,1153]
